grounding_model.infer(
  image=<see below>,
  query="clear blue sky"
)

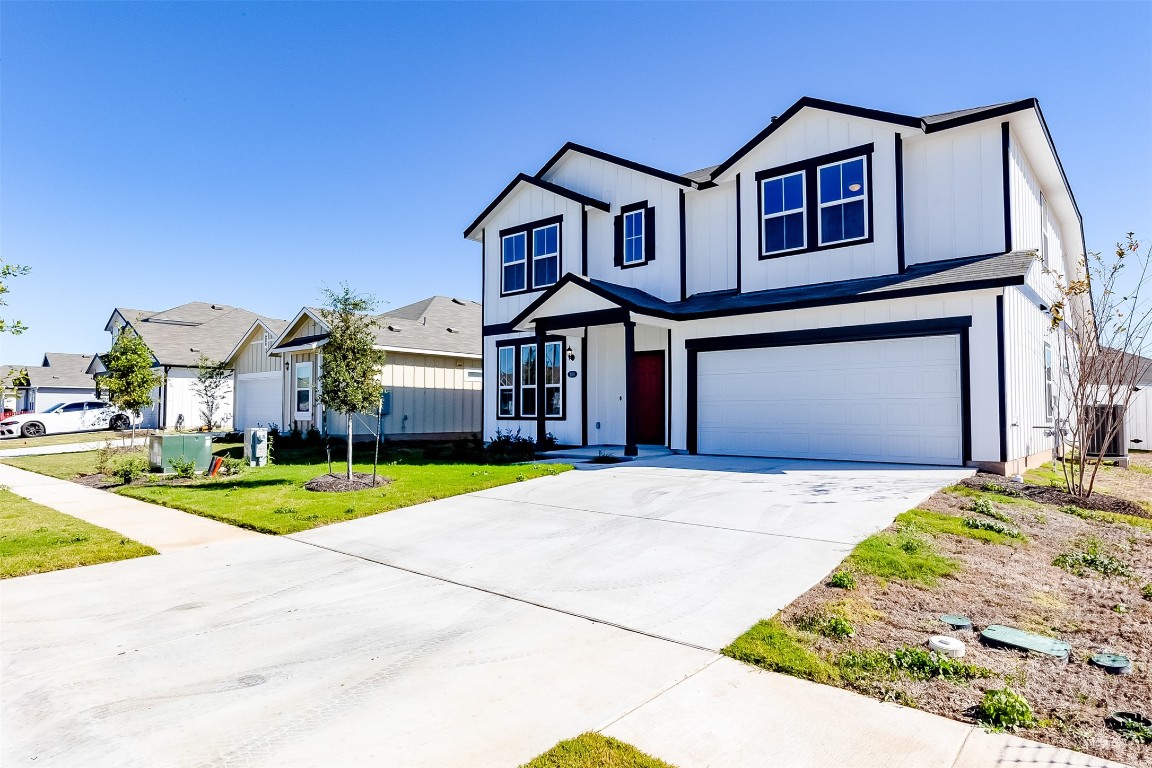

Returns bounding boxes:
[2,1,1150,365]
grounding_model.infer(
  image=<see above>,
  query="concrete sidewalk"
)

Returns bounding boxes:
[0,437,148,458]
[603,657,1126,768]
[0,463,261,552]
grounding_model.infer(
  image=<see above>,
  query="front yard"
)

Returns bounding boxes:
[0,488,156,578]
[2,444,571,535]
[0,429,149,450]
[723,452,1152,766]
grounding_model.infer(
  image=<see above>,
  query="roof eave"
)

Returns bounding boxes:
[464,174,611,241]
[536,142,697,189]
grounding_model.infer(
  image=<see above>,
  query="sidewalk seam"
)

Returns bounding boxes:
[595,655,723,733]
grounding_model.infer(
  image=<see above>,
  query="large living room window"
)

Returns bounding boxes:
[500,216,562,295]
[755,142,874,259]
[496,338,565,419]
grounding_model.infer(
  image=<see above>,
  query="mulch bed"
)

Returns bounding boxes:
[304,472,392,493]
[962,473,1148,517]
[779,481,1152,766]
[73,474,121,490]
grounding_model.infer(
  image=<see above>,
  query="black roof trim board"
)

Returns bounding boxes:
[536,142,696,188]
[709,97,1040,181]
[464,173,610,238]
[507,251,1035,329]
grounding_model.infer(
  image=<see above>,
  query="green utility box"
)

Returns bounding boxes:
[148,434,213,473]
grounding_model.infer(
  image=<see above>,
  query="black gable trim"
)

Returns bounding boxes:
[536,142,696,187]
[464,173,609,238]
[923,98,1037,133]
[711,97,920,179]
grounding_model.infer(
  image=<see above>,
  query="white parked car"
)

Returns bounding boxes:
[0,400,133,439]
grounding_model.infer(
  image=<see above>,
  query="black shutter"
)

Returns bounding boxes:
[613,213,624,267]
[645,206,656,262]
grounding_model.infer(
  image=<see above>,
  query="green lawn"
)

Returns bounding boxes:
[0,429,144,450]
[0,488,156,578]
[520,733,675,768]
[4,446,572,535]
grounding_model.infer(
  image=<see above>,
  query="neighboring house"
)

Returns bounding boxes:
[90,302,281,430]
[223,318,289,430]
[266,296,482,440]
[466,96,1084,475]
[1117,352,1152,451]
[0,353,97,413]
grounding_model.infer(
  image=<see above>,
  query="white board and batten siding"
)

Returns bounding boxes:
[374,351,481,438]
[685,180,738,295]
[233,335,284,430]
[697,336,963,465]
[1126,390,1152,450]
[903,122,1004,266]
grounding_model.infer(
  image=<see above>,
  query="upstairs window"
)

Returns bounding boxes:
[818,156,867,245]
[533,224,559,287]
[761,171,805,255]
[614,201,655,268]
[755,143,874,259]
[502,232,527,293]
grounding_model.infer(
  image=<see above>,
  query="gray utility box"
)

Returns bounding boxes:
[245,427,269,467]
[148,434,213,472]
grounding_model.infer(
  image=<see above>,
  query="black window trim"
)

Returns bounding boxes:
[614,200,656,269]
[495,335,567,420]
[499,215,564,297]
[755,142,875,260]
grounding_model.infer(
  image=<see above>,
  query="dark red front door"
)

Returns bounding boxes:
[633,351,665,445]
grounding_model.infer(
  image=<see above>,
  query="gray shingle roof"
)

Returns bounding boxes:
[921,102,1017,125]
[1,353,97,390]
[276,296,481,357]
[568,251,1038,320]
[118,302,282,367]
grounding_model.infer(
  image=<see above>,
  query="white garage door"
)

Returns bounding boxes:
[697,335,963,465]
[236,372,282,430]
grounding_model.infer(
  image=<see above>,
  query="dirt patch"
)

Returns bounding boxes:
[304,472,392,493]
[961,473,1148,517]
[73,473,121,490]
[768,477,1152,765]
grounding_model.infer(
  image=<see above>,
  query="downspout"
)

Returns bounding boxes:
[161,366,170,430]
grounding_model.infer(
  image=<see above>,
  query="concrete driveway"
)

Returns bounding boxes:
[2,456,972,767]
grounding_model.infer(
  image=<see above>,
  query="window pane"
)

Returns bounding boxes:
[534,255,558,287]
[521,387,536,416]
[819,165,840,204]
[296,389,311,413]
[503,234,525,264]
[821,204,844,243]
[545,343,562,384]
[783,174,803,211]
[533,225,557,258]
[784,212,804,250]
[546,386,562,417]
[842,159,864,198]
[842,200,865,239]
[521,345,536,385]
[762,178,782,215]
[503,262,525,292]
[625,210,642,237]
[764,217,785,254]
[498,348,514,386]
[625,237,642,264]
[499,390,515,416]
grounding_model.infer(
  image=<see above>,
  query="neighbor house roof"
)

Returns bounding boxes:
[512,251,1038,328]
[109,302,281,367]
[272,296,482,358]
[3,353,96,390]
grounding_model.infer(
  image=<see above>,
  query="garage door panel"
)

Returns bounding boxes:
[697,336,962,466]
[236,373,281,430]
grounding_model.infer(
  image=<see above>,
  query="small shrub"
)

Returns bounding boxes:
[515,473,527,482]
[793,610,855,640]
[485,428,539,463]
[1115,717,1152,745]
[1142,583,1152,601]
[112,456,149,485]
[971,498,1014,524]
[168,456,197,479]
[976,687,1035,730]
[963,517,1024,539]
[1053,538,1133,578]
[95,440,116,475]
[828,570,857,590]
[305,425,322,446]
[1059,504,1108,523]
[219,457,245,476]
[839,646,993,683]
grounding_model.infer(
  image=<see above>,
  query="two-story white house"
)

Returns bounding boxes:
[465,97,1084,475]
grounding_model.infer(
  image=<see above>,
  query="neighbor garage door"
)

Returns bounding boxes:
[235,372,281,430]
[696,335,963,465]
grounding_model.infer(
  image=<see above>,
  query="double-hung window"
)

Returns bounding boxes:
[496,338,565,419]
[502,232,527,293]
[500,217,562,295]
[761,171,805,255]
[533,224,559,287]
[295,361,313,419]
[818,156,867,245]
[497,347,516,417]
[623,209,645,265]
[520,344,537,417]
